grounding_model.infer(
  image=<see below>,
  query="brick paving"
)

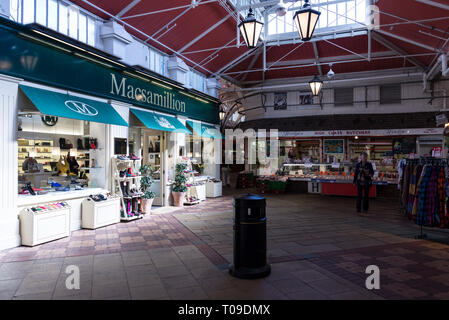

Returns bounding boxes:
[1,189,449,299]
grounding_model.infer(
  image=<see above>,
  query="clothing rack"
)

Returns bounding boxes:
[401,157,449,240]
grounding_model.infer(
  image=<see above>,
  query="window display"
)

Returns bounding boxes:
[17,114,106,196]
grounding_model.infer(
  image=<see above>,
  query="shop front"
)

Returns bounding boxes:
[0,16,220,250]
[252,128,444,197]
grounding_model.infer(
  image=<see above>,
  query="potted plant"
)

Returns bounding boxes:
[139,164,155,214]
[172,163,187,207]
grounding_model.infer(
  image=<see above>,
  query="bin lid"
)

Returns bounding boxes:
[234,193,265,201]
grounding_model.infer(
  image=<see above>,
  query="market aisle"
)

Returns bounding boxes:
[1,192,449,299]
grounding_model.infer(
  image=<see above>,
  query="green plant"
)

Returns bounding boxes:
[139,164,155,199]
[172,163,187,193]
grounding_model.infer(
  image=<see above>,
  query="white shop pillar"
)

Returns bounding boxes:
[100,21,133,60]
[167,56,189,86]
[206,78,222,98]
[0,74,21,250]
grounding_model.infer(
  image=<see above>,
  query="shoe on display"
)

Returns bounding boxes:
[98,194,107,201]
[55,186,70,192]
[75,185,83,190]
[130,153,141,160]
[24,183,36,196]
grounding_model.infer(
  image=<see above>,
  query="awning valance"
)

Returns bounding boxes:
[19,85,128,126]
[131,109,191,134]
[186,120,222,139]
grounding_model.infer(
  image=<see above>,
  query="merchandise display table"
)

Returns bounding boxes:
[82,197,121,229]
[19,202,71,246]
[206,180,222,197]
[18,188,106,206]
[18,188,108,232]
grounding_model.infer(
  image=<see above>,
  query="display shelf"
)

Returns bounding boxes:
[111,156,144,221]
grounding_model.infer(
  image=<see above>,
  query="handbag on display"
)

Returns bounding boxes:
[56,156,70,176]
[84,137,91,150]
[77,138,84,150]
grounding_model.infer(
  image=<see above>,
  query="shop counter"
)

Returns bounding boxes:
[255,175,397,197]
[321,181,376,197]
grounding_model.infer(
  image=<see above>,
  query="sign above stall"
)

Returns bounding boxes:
[0,17,219,124]
[257,128,444,138]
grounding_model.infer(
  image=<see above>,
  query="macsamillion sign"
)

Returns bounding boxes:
[110,74,186,113]
[0,17,219,124]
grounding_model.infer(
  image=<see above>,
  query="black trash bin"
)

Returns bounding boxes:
[229,194,271,279]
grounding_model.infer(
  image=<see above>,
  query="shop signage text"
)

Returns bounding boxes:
[0,18,219,124]
[110,74,186,114]
[271,128,444,138]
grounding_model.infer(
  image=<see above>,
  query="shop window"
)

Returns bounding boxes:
[78,13,87,43]
[47,0,58,31]
[22,0,35,24]
[267,0,368,37]
[87,17,96,46]
[58,3,68,35]
[36,0,47,26]
[68,6,78,39]
[189,69,206,93]
[334,88,354,107]
[380,84,401,104]
[10,0,96,46]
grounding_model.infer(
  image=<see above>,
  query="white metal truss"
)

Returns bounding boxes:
[371,32,427,70]
[415,0,449,12]
[375,29,441,53]
[312,42,323,75]
[220,52,436,77]
[78,0,215,76]
[120,0,219,20]
[116,0,141,18]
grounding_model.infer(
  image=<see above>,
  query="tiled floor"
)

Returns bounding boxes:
[1,189,449,300]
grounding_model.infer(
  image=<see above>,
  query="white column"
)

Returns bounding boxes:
[206,77,222,98]
[0,74,21,250]
[100,21,133,60]
[106,101,131,191]
[167,56,189,86]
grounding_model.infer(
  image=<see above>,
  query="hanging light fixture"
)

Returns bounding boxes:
[293,0,321,41]
[239,8,264,49]
[219,110,226,121]
[309,75,323,96]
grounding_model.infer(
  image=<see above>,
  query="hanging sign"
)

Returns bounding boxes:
[0,18,219,124]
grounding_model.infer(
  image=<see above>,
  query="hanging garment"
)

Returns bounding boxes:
[401,164,411,210]
[436,166,445,227]
[425,165,438,226]
[408,165,423,216]
[413,165,429,221]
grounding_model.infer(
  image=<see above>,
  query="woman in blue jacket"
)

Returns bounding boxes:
[353,152,374,213]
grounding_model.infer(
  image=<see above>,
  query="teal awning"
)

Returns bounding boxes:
[131,109,191,134]
[19,85,128,126]
[186,120,222,139]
